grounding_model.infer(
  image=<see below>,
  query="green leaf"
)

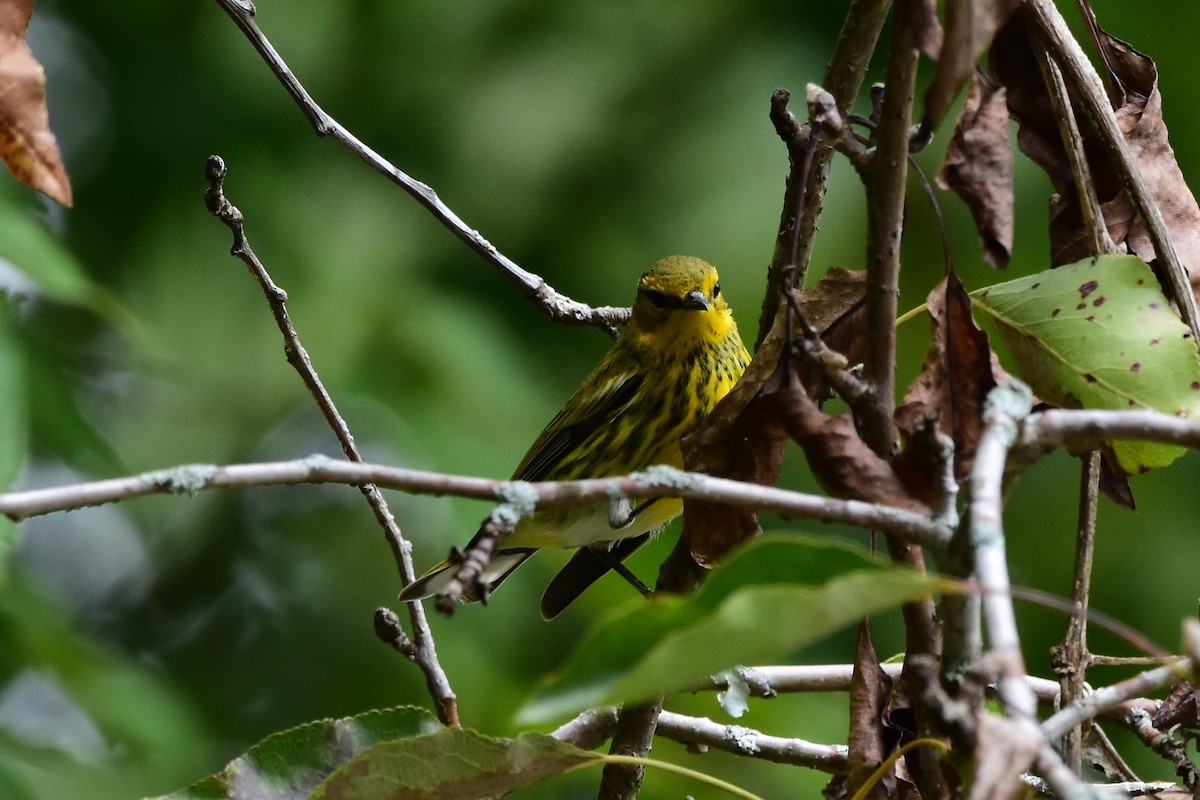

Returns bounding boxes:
[158,707,443,800]
[311,728,596,800]
[971,255,1200,473]
[0,300,25,491]
[519,535,950,724]
[0,197,145,347]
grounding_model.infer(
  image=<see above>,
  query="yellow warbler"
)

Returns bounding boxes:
[399,255,749,619]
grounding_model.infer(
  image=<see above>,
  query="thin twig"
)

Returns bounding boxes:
[858,0,921,459]
[1122,707,1200,793]
[210,0,629,337]
[655,711,849,773]
[551,707,620,751]
[756,0,892,347]
[202,157,459,726]
[0,459,952,548]
[1015,408,1200,459]
[968,383,1085,798]
[699,665,1074,713]
[1032,45,1117,257]
[1042,659,1193,741]
[549,705,852,774]
[1053,451,1100,773]
[1021,774,1178,798]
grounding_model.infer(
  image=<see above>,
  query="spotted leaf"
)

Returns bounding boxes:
[971,255,1200,473]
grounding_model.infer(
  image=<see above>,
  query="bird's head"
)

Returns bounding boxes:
[630,256,732,339]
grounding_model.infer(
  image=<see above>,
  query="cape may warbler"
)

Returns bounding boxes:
[400,255,749,619]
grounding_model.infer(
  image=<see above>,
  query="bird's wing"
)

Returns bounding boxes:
[511,369,644,482]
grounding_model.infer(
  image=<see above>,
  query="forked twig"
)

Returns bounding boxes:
[211,0,629,337]
[203,156,459,726]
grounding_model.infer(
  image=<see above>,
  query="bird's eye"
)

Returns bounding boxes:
[645,290,669,308]
[712,282,721,298]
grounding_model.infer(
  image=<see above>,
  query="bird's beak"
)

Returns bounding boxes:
[682,290,709,311]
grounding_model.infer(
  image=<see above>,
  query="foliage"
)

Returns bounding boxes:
[2,1,1200,799]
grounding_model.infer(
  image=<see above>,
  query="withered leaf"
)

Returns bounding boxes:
[921,0,1021,133]
[1152,681,1200,732]
[896,273,998,483]
[680,384,789,569]
[0,0,72,206]
[779,361,930,515]
[938,71,1014,268]
[846,621,894,800]
[796,267,868,366]
[991,12,1200,301]
[1098,446,1136,509]
[1098,29,1200,295]
[909,0,943,61]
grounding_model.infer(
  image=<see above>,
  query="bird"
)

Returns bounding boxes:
[398,255,750,619]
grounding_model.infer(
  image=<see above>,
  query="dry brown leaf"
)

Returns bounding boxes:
[897,273,998,483]
[845,621,895,800]
[910,0,944,61]
[921,0,1021,133]
[680,384,789,569]
[797,267,868,366]
[1098,30,1200,292]
[938,71,1014,268]
[0,0,72,206]
[1153,681,1200,733]
[778,361,930,515]
[991,12,1200,300]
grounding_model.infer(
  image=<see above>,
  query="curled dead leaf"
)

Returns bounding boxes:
[938,71,1013,268]
[0,0,72,206]
[991,11,1200,304]
[896,273,999,483]
[920,0,1021,134]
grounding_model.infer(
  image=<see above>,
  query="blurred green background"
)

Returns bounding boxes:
[1,1,1199,797]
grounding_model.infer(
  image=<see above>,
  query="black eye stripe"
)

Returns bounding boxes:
[646,290,669,308]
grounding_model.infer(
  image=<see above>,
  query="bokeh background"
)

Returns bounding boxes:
[2,1,1199,797]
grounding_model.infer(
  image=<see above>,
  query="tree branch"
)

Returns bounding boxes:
[859,2,920,459]
[1053,450,1100,773]
[203,156,458,726]
[210,0,629,336]
[0,459,950,546]
[1042,659,1193,741]
[655,711,849,773]
[755,0,891,346]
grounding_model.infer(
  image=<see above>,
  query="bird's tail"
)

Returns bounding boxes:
[398,542,537,604]
[539,533,652,620]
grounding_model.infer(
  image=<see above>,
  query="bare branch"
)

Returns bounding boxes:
[969,383,1039,719]
[756,0,891,346]
[858,0,922,459]
[550,705,851,774]
[551,708,619,751]
[699,664,1065,705]
[211,0,629,336]
[1042,659,1193,741]
[598,700,662,800]
[203,156,458,726]
[655,711,849,773]
[0,459,951,548]
[1122,707,1200,793]
[1016,408,1200,458]
[1053,451,1101,773]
